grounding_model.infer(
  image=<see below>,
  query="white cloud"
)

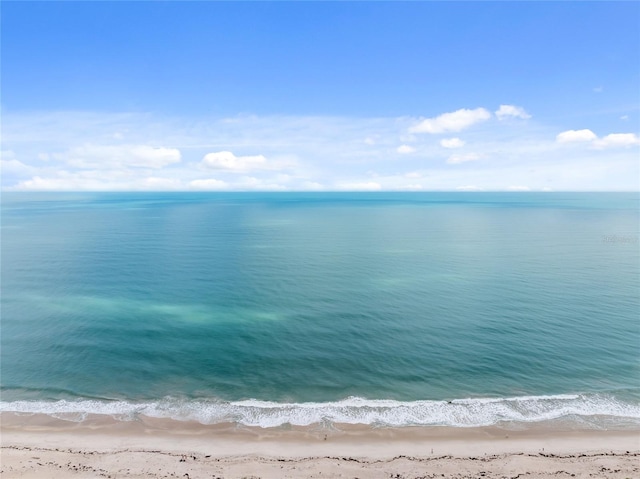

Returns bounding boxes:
[495,104,531,120]
[299,181,325,191]
[138,177,183,190]
[397,144,416,154]
[130,147,181,167]
[507,185,531,191]
[620,115,629,121]
[235,176,289,191]
[593,86,603,93]
[556,130,640,149]
[201,151,269,172]
[10,175,183,191]
[0,150,16,160]
[337,181,382,191]
[10,176,75,191]
[593,133,640,149]
[400,184,423,190]
[440,137,465,149]
[446,153,482,164]
[64,144,181,169]
[456,185,483,191]
[409,108,491,134]
[556,129,597,143]
[1,159,35,176]
[189,178,229,190]
[3,110,639,192]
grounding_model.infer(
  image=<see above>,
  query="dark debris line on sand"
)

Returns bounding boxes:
[1,446,640,479]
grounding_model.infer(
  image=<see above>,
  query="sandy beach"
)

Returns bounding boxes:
[1,413,638,478]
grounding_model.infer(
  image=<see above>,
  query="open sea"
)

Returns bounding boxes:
[1,192,639,429]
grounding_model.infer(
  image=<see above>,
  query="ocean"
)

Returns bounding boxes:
[1,192,639,429]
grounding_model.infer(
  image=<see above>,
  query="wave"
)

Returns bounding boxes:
[2,394,639,428]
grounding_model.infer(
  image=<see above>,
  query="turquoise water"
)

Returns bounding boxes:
[1,192,639,427]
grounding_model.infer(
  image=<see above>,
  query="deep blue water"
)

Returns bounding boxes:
[1,192,639,427]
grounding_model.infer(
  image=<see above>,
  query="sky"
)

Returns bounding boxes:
[1,1,639,192]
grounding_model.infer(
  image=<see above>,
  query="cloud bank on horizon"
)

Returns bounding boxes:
[1,2,638,192]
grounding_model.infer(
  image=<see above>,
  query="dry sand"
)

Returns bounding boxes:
[1,413,639,478]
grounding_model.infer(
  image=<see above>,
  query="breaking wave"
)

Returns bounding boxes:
[2,393,640,428]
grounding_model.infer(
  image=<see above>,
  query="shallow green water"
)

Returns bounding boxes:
[2,192,639,427]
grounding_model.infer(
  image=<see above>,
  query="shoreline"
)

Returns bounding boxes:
[2,413,639,478]
[3,392,639,429]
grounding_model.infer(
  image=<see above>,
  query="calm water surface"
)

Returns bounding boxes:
[2,192,639,427]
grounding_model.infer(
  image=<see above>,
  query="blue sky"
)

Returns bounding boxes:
[2,1,639,191]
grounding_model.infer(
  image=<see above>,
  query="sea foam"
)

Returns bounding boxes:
[2,394,639,428]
